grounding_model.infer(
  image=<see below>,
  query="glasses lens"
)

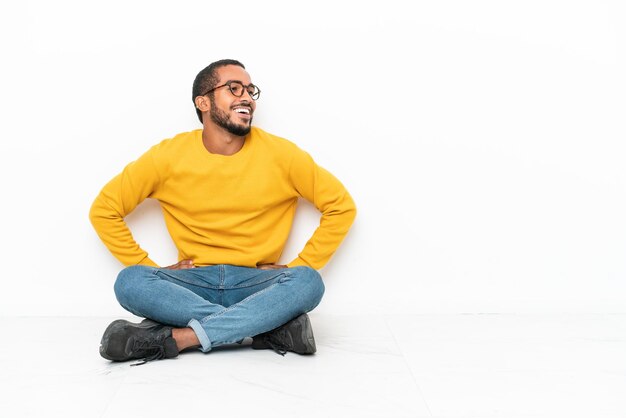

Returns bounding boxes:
[248,85,260,100]
[228,82,244,97]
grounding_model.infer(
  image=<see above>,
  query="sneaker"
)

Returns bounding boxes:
[251,313,317,355]
[99,319,179,365]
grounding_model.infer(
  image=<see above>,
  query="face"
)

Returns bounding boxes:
[208,65,257,136]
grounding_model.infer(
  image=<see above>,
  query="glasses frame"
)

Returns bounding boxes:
[202,80,261,100]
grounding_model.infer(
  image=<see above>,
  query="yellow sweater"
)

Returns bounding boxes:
[89,127,356,270]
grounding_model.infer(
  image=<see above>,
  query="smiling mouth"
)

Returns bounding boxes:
[233,106,252,116]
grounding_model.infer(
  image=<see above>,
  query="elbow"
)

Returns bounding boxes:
[88,198,100,228]
[346,193,357,225]
[89,194,113,230]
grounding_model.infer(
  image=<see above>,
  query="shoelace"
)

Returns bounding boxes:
[130,338,167,366]
[263,328,292,356]
[263,337,288,356]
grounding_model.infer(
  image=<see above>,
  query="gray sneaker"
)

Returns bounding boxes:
[251,313,317,355]
[99,319,179,365]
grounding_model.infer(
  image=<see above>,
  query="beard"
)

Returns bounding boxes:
[209,97,252,136]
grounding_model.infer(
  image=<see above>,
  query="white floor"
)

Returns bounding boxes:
[2,314,626,418]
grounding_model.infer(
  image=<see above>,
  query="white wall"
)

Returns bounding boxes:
[1,0,624,316]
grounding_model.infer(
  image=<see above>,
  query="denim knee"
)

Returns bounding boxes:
[290,266,325,310]
[114,265,153,305]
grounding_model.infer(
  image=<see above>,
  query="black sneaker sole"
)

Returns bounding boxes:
[251,313,317,354]
[292,314,317,354]
[99,319,130,361]
[99,319,162,361]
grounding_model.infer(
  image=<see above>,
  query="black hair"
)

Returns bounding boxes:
[192,59,246,123]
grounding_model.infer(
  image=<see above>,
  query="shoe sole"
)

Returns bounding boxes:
[293,313,317,354]
[99,319,161,361]
[250,313,317,354]
[99,319,130,361]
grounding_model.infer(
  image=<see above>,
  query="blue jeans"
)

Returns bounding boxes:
[113,265,325,352]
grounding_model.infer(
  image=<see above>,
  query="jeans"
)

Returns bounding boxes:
[113,265,325,352]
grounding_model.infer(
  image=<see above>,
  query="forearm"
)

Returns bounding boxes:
[89,196,158,267]
[288,190,357,269]
[90,147,162,266]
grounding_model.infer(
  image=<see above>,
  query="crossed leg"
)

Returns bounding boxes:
[112,264,325,353]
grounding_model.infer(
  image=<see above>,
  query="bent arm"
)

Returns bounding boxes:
[287,151,357,270]
[89,149,161,267]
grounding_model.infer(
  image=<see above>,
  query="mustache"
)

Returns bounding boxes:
[231,102,252,109]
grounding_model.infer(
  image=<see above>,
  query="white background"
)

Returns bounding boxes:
[1,0,624,317]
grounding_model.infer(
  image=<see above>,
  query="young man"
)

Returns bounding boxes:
[89,59,356,365]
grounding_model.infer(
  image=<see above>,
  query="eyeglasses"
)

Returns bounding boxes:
[203,80,261,100]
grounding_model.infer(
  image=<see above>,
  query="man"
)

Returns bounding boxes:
[89,59,356,365]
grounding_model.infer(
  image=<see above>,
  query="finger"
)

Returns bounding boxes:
[176,260,192,268]
[258,264,286,270]
[182,259,196,269]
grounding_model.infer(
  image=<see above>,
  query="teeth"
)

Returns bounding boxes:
[234,108,250,114]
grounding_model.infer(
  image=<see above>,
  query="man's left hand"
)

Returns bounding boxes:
[257,264,288,270]
[164,259,196,270]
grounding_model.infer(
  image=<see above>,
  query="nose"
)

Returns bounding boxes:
[237,96,255,110]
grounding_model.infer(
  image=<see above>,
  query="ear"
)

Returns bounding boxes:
[195,95,211,113]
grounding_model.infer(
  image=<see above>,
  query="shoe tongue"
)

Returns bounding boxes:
[163,337,179,358]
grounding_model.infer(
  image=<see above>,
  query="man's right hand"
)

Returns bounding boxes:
[163,259,196,270]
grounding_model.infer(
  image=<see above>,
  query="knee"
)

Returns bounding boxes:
[290,266,325,307]
[114,265,153,304]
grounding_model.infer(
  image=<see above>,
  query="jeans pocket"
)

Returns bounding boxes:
[225,266,287,289]
[155,268,221,289]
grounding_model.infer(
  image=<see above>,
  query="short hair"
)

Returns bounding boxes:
[192,59,245,123]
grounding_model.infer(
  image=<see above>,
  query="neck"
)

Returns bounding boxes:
[201,123,248,156]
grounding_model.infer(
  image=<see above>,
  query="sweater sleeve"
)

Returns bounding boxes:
[286,149,357,270]
[89,147,162,267]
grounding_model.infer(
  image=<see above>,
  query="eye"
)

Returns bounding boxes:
[229,82,244,96]
[248,85,260,99]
